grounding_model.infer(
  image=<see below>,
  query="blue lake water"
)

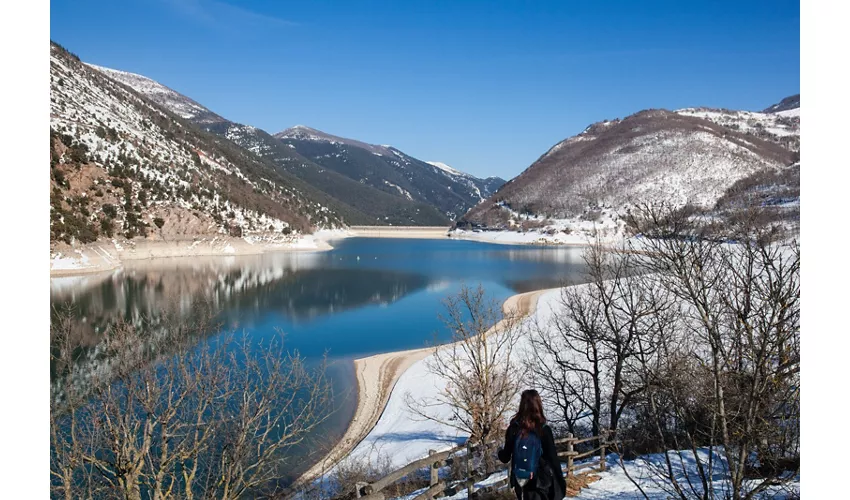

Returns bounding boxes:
[49,237,591,479]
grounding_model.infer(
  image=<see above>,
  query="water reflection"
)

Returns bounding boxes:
[51,253,433,343]
[51,240,589,338]
[50,238,592,478]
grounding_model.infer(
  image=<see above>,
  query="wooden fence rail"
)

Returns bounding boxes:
[352,431,615,500]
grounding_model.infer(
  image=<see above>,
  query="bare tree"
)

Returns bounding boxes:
[404,284,524,458]
[621,203,801,499]
[49,307,333,500]
[528,237,673,437]
[527,281,606,436]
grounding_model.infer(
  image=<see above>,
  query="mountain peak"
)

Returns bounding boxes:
[763,94,800,114]
[275,126,392,156]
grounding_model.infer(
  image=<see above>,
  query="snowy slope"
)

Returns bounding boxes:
[85,63,224,123]
[426,161,467,177]
[50,42,342,249]
[460,108,797,238]
[676,94,800,152]
[675,107,799,152]
[675,108,799,138]
[425,161,505,202]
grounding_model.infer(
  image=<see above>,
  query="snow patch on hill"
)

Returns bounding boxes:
[676,107,800,139]
[86,63,219,122]
[426,161,467,177]
[775,107,800,118]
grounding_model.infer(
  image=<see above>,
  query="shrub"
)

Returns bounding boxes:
[52,169,68,188]
[153,217,165,229]
[100,218,114,238]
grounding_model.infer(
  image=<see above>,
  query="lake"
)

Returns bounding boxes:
[49,237,591,481]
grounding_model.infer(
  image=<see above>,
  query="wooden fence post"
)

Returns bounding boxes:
[566,433,574,480]
[427,450,438,499]
[355,481,368,498]
[599,431,607,472]
[466,442,474,498]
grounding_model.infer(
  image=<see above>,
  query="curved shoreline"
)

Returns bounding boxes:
[49,228,605,277]
[295,286,556,485]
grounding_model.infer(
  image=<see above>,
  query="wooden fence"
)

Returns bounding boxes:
[352,431,614,500]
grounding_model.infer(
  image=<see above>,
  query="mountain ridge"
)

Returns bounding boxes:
[87,64,504,224]
[459,101,800,238]
[763,94,800,113]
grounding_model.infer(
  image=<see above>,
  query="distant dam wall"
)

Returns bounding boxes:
[347,226,451,239]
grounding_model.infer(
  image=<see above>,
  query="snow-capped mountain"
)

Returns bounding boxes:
[277,125,392,157]
[275,126,505,219]
[87,65,488,225]
[426,161,505,202]
[50,41,343,248]
[460,106,798,236]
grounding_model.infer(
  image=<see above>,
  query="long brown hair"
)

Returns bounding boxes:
[513,389,546,437]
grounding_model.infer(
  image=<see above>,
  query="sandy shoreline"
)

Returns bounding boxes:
[294,287,553,485]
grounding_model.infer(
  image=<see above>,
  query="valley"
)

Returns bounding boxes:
[48,20,801,498]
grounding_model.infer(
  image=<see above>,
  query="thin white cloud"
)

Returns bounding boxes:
[160,0,297,31]
[211,1,297,27]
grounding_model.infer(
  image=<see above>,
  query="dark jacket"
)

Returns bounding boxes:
[497,419,566,500]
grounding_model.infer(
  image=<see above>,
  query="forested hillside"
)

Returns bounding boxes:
[50,42,346,249]
[459,100,799,238]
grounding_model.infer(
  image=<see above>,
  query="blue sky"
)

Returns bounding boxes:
[50,0,800,180]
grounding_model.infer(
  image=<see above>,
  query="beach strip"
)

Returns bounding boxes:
[295,286,554,484]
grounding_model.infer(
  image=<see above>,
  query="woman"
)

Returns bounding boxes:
[497,389,566,500]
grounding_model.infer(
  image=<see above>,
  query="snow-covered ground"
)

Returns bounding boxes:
[391,451,798,500]
[573,451,799,500]
[452,229,598,246]
[85,63,220,122]
[338,288,567,470]
[676,108,799,139]
[451,211,625,246]
[327,275,799,498]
